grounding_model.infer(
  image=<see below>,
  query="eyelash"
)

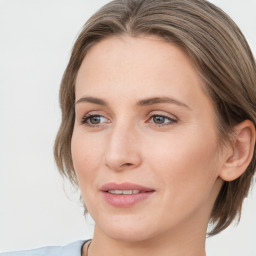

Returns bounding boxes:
[81,114,109,127]
[149,114,177,126]
[81,114,177,128]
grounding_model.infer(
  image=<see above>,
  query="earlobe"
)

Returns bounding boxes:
[219,120,256,182]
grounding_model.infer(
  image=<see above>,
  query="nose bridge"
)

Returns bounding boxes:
[104,119,141,171]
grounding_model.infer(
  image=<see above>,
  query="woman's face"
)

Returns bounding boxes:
[72,35,225,242]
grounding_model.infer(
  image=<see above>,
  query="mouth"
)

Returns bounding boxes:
[100,182,155,208]
[107,189,146,195]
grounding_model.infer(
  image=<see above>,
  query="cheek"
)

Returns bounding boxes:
[71,131,106,211]
[71,131,103,183]
[142,129,221,224]
[145,128,220,193]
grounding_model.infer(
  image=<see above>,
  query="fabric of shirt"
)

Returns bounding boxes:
[0,240,87,256]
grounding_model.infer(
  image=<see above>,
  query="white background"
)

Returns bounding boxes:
[0,0,255,255]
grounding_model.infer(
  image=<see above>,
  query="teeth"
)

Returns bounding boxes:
[108,190,140,195]
[108,190,123,194]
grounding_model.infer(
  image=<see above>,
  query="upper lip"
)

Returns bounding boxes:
[100,182,155,192]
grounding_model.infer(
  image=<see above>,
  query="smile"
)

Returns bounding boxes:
[107,190,142,195]
[101,182,155,207]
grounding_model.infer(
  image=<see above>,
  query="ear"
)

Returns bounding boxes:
[219,120,256,182]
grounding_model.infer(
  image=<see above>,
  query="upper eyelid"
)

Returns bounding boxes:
[80,108,177,115]
[82,113,109,121]
[79,110,111,119]
[80,111,177,119]
[148,115,177,125]
[148,110,178,120]
[149,114,177,120]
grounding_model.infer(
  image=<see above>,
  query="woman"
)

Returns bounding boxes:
[1,0,255,255]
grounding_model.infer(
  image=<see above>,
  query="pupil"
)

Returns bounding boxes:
[90,116,101,124]
[153,116,165,124]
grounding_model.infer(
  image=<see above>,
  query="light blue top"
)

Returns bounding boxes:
[0,240,87,256]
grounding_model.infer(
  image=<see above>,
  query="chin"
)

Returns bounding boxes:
[94,213,159,243]
[105,227,156,243]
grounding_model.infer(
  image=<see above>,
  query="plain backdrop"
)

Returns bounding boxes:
[0,0,255,255]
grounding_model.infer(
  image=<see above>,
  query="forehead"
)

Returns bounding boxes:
[77,35,198,85]
[75,35,213,113]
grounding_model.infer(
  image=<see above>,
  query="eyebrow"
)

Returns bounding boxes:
[76,96,107,106]
[137,97,190,109]
[75,96,190,109]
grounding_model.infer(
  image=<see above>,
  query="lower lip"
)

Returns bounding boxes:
[102,191,154,208]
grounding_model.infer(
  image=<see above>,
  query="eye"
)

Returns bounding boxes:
[148,114,177,126]
[81,114,109,127]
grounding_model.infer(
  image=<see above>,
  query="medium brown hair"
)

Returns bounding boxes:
[54,0,256,236]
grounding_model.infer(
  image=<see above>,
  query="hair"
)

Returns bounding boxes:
[54,0,256,236]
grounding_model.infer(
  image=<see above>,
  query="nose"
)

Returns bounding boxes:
[104,124,142,172]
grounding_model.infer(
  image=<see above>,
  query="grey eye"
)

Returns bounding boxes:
[89,116,101,124]
[149,114,177,126]
[82,114,109,127]
[153,115,167,124]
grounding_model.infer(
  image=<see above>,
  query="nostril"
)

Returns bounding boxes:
[121,163,133,167]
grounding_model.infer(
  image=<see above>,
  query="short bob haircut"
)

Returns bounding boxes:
[54,0,256,236]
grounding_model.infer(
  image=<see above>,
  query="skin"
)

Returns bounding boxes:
[72,35,230,256]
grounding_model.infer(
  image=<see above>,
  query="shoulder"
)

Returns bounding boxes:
[0,240,87,256]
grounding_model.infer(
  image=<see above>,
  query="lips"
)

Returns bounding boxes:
[100,182,155,208]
